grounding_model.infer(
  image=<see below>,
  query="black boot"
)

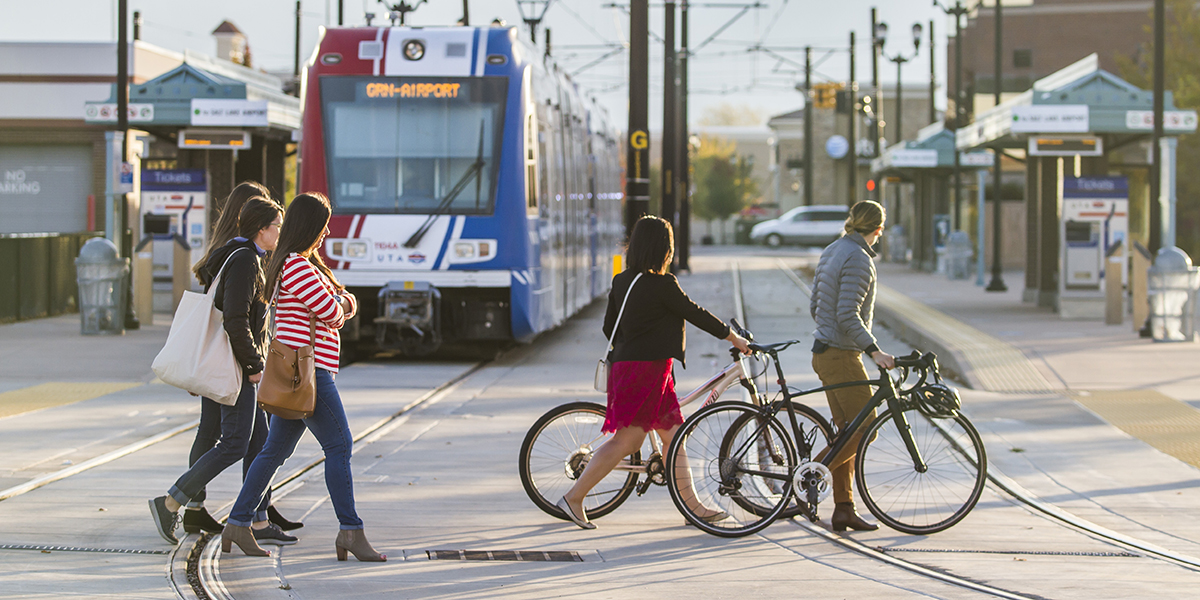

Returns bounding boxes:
[182,507,224,534]
[267,505,304,531]
[831,502,879,532]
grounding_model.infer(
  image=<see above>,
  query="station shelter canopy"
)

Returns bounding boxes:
[84,50,299,138]
[955,53,1197,152]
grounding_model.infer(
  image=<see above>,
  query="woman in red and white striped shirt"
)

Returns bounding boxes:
[221,193,385,562]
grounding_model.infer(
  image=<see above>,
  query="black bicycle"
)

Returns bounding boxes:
[665,342,987,537]
[518,321,832,523]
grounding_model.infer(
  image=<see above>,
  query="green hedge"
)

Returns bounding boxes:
[0,232,102,323]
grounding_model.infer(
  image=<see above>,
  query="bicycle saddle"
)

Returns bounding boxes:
[748,340,802,353]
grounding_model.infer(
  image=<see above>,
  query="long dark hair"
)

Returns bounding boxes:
[262,192,343,301]
[192,181,272,281]
[625,216,674,274]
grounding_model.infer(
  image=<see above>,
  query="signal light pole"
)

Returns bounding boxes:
[625,0,650,238]
[662,0,678,262]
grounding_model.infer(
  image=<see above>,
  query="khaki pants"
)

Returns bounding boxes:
[812,347,875,504]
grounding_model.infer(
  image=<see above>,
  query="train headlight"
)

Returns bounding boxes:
[403,39,425,61]
[454,242,477,259]
[448,239,497,264]
[347,241,369,258]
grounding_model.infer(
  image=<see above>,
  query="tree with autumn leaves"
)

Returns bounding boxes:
[1116,0,1200,258]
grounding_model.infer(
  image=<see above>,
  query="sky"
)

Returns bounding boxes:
[2,0,958,130]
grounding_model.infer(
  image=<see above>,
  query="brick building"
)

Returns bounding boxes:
[949,0,1152,116]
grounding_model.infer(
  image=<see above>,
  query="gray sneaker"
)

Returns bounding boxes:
[149,496,179,545]
[253,523,298,545]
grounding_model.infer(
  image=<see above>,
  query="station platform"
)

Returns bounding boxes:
[2,247,1200,599]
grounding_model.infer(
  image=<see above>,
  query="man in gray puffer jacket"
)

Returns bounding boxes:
[809,200,894,533]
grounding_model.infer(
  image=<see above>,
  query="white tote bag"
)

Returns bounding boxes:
[595,273,642,393]
[151,249,248,406]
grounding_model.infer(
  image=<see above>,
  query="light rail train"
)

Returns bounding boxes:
[299,24,624,356]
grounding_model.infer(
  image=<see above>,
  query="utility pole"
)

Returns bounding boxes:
[118,0,138,330]
[987,0,1007,291]
[662,1,678,261]
[625,0,650,237]
[870,8,883,200]
[294,2,302,84]
[679,0,691,271]
[952,2,962,230]
[1150,0,1164,253]
[544,28,551,57]
[849,30,857,206]
[929,20,936,125]
[460,0,468,26]
[339,0,344,25]
[803,47,813,206]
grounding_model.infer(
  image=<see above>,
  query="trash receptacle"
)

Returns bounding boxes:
[734,219,760,245]
[76,238,128,335]
[1147,246,1200,342]
[945,231,974,280]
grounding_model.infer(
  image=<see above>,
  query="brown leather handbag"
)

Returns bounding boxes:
[257,313,316,420]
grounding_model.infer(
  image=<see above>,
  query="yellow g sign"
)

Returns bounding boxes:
[630,130,648,150]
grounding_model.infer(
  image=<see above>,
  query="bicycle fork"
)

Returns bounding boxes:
[886,396,929,474]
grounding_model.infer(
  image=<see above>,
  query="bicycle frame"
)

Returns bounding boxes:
[733,351,930,489]
[614,351,762,475]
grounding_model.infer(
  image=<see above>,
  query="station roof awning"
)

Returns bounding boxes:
[872,122,993,175]
[956,53,1198,151]
[84,51,300,134]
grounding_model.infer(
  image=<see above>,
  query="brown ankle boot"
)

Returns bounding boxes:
[831,502,879,532]
[335,529,386,562]
[220,524,271,556]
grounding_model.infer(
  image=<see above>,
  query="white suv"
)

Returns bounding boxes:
[750,205,850,248]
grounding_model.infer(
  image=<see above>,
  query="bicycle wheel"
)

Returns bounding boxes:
[720,401,832,519]
[518,402,640,521]
[855,407,987,535]
[667,401,796,537]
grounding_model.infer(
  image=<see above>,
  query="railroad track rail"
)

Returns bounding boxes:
[762,255,1200,598]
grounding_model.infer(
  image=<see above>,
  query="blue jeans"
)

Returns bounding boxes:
[168,376,271,522]
[185,397,270,509]
[228,369,362,530]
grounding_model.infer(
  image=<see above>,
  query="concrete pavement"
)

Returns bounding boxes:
[4,247,1200,598]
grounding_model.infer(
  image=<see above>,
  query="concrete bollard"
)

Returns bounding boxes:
[1131,241,1152,333]
[1106,254,1123,325]
[171,234,191,313]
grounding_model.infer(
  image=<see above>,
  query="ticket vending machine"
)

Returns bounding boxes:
[140,169,208,287]
[1059,176,1128,318]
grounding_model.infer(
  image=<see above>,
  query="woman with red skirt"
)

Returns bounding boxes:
[558,216,751,529]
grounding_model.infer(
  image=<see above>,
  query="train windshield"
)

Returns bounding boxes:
[320,76,508,215]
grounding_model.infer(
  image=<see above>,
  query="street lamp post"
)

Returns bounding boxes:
[879,22,923,147]
[935,0,972,233]
[986,0,1007,292]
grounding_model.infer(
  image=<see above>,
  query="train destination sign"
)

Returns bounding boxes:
[362,82,462,99]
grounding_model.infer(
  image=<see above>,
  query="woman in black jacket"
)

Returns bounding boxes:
[558,216,751,529]
[148,197,289,545]
[178,182,301,536]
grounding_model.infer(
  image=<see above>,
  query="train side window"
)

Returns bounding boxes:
[525,113,539,215]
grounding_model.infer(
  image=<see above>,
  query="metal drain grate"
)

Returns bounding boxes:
[426,550,584,562]
[0,544,171,555]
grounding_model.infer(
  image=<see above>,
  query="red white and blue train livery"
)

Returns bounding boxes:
[300,25,624,355]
